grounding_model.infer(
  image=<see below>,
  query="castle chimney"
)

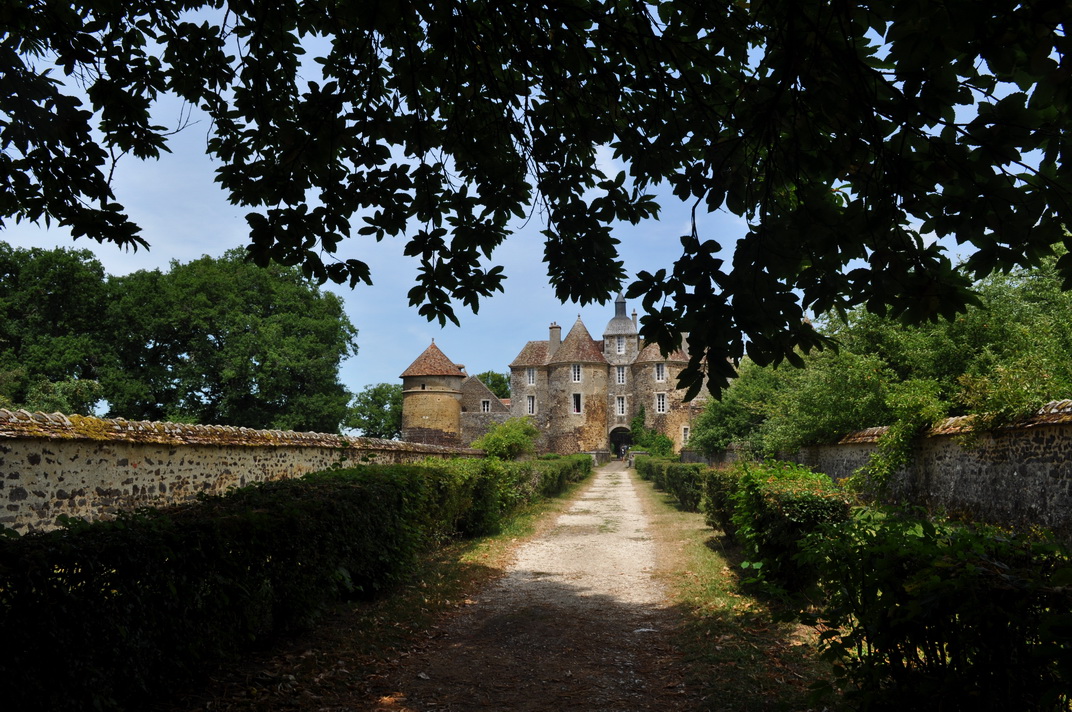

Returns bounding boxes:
[548,322,561,358]
[631,310,638,329]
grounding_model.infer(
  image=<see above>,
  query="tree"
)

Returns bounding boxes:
[694,256,1072,458]
[5,2,1070,395]
[347,383,403,440]
[0,242,111,413]
[475,371,510,400]
[103,250,358,432]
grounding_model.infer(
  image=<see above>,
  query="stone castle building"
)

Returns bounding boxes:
[400,295,708,455]
[399,340,511,447]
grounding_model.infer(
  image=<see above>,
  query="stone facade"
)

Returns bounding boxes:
[400,296,708,456]
[793,401,1072,541]
[400,341,512,447]
[509,295,708,455]
[400,341,467,446]
[0,409,479,534]
[460,375,511,445]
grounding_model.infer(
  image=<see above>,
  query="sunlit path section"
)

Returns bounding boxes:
[367,461,696,712]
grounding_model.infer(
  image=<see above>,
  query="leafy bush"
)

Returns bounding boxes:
[663,463,706,512]
[470,416,539,459]
[0,456,592,711]
[700,466,742,538]
[630,406,676,457]
[634,454,676,489]
[729,461,853,592]
[800,510,1072,710]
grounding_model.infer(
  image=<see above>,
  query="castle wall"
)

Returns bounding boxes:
[794,418,1072,540]
[511,366,552,451]
[401,374,463,446]
[545,363,609,453]
[0,410,479,535]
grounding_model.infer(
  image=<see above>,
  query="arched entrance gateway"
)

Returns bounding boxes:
[609,427,632,459]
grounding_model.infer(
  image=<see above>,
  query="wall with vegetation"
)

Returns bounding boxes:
[797,403,1072,538]
[0,409,478,534]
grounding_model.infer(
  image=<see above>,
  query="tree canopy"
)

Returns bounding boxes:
[346,382,403,439]
[691,255,1072,458]
[4,1,1070,395]
[0,243,358,431]
[475,371,510,400]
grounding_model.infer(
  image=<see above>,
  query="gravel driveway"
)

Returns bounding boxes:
[367,460,696,711]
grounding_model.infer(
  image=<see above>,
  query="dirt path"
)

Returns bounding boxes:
[365,461,696,711]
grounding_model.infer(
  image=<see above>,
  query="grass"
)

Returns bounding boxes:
[633,469,843,712]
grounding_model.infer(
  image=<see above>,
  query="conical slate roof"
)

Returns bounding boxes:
[548,317,606,364]
[400,341,466,378]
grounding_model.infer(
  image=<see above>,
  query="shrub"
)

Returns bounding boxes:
[0,456,592,711]
[633,454,676,490]
[701,466,742,538]
[730,461,852,592]
[800,510,1072,710]
[663,462,706,512]
[470,416,539,459]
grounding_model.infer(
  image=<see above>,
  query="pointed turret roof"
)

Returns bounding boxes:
[549,317,606,364]
[400,341,466,378]
[604,292,638,337]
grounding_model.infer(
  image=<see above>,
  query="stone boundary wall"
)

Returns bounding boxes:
[0,409,482,534]
[798,401,1072,539]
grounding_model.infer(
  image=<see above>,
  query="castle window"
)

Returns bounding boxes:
[572,393,582,414]
[616,396,626,416]
[526,367,535,385]
[616,335,625,354]
[571,364,582,382]
[682,426,690,444]
[656,392,667,413]
[481,399,491,413]
[616,365,626,385]
[655,363,666,382]
[527,395,536,415]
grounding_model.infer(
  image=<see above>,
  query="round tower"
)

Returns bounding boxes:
[400,341,466,446]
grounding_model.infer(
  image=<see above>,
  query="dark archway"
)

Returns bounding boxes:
[609,427,632,458]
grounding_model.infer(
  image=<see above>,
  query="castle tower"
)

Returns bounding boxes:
[545,317,608,453]
[603,292,640,454]
[400,341,466,446]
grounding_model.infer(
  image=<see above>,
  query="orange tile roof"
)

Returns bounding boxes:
[400,341,465,378]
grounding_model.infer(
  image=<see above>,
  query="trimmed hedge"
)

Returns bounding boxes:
[706,461,853,592]
[663,462,706,512]
[0,455,591,712]
[700,466,742,538]
[800,510,1072,710]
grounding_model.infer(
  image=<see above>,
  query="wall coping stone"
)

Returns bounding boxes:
[0,409,480,455]
[836,399,1072,445]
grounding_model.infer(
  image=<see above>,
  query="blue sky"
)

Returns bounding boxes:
[2,115,749,397]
